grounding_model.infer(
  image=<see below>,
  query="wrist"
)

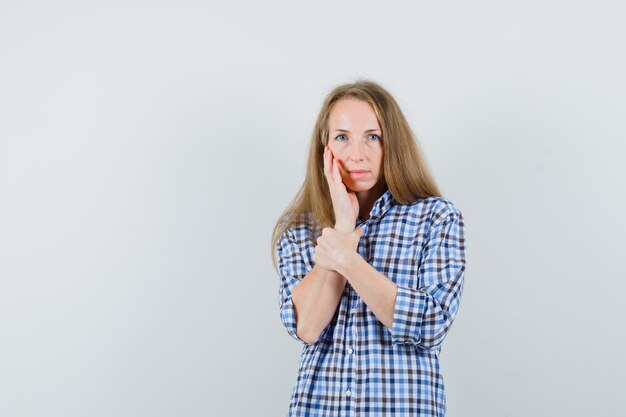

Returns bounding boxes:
[315,264,346,281]
[336,251,362,278]
[334,222,355,233]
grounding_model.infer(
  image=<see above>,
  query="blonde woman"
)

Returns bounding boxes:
[273,80,466,417]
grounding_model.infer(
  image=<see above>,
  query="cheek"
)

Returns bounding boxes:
[370,150,380,163]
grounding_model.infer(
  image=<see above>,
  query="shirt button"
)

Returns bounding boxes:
[350,308,356,314]
[347,348,353,355]
[346,390,351,397]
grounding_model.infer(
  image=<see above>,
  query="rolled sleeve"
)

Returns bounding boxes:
[279,294,306,343]
[389,210,466,350]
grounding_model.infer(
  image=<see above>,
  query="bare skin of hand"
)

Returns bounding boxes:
[313,226,364,272]
[323,146,358,232]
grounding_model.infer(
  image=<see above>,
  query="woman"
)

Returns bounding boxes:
[272,80,466,417]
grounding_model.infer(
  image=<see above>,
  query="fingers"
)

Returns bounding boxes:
[324,146,343,190]
[324,146,340,192]
[332,154,342,184]
[314,227,364,271]
[323,146,331,180]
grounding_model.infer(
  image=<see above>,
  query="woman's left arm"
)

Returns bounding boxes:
[315,210,466,351]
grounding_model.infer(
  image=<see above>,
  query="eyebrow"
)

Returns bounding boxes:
[332,129,381,133]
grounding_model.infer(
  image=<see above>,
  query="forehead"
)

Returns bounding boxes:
[329,99,380,130]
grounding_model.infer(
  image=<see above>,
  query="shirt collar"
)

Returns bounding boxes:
[361,187,394,222]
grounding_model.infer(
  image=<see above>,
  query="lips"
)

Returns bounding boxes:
[348,169,369,179]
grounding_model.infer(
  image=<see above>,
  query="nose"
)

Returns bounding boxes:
[348,138,366,162]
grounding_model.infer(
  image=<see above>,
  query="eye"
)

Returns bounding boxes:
[334,134,348,142]
[368,134,381,141]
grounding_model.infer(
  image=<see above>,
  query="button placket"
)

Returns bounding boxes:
[347,287,359,410]
[345,223,366,412]
[343,285,355,409]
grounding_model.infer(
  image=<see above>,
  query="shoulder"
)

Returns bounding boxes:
[400,196,463,226]
[277,212,317,247]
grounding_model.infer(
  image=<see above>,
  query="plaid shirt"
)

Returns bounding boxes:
[277,189,466,417]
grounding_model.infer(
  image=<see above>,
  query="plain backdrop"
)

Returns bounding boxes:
[1,1,625,416]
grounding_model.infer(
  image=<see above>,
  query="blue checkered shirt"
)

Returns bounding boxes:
[276,189,466,417]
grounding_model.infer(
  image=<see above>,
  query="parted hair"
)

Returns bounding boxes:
[271,79,442,269]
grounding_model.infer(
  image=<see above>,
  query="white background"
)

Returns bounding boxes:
[1,1,625,416]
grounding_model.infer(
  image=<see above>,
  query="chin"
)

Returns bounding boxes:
[344,181,378,193]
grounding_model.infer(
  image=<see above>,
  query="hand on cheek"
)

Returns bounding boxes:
[323,146,359,232]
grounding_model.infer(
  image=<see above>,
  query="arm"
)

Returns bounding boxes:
[277,229,345,345]
[387,210,466,350]
[337,255,397,329]
[291,265,346,344]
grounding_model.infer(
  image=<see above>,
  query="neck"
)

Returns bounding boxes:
[356,180,385,220]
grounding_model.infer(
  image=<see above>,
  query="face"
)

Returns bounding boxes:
[327,98,384,194]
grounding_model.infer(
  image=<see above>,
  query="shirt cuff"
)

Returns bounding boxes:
[389,286,428,346]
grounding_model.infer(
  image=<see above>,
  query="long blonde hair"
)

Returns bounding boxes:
[271,79,442,268]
